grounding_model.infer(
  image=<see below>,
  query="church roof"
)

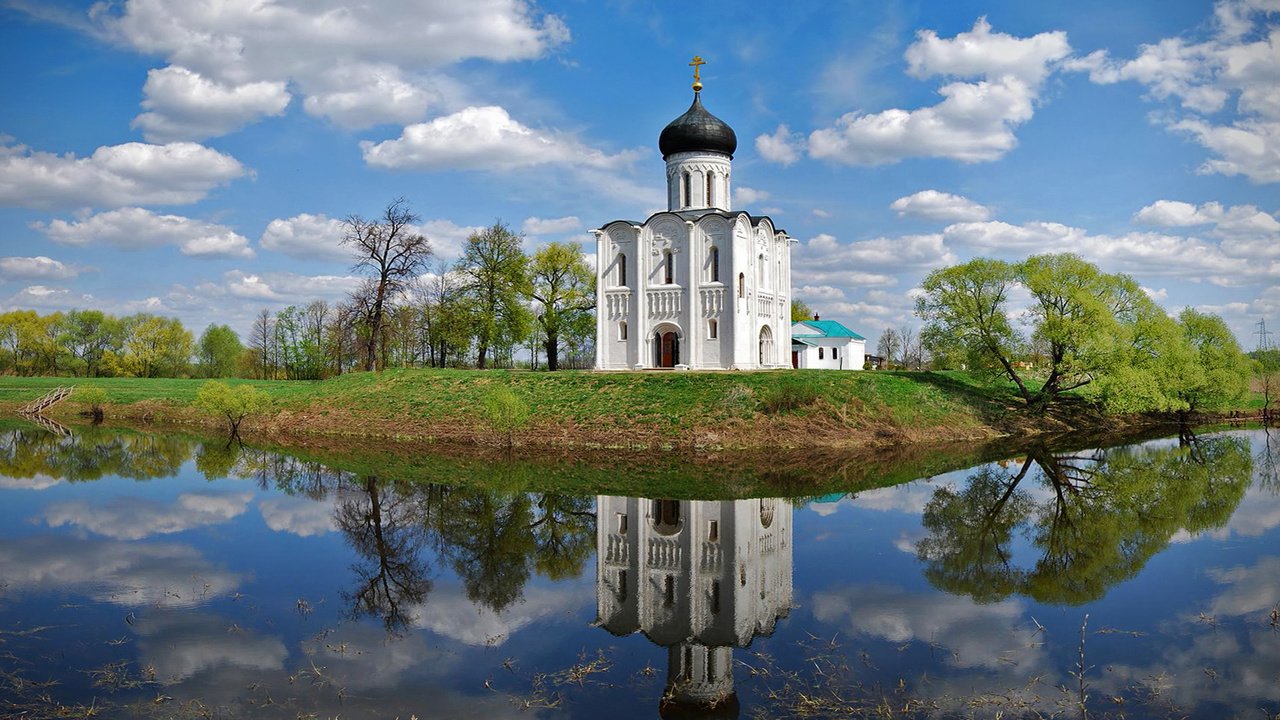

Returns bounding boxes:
[598,210,789,238]
[792,320,865,340]
[659,92,737,159]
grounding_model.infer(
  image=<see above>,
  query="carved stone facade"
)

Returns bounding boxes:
[594,89,794,370]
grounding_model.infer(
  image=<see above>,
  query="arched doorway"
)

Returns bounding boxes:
[653,325,681,368]
[758,325,774,366]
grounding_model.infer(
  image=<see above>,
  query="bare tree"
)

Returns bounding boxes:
[876,328,902,368]
[343,198,433,371]
[249,308,275,379]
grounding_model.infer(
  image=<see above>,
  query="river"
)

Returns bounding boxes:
[0,422,1276,718]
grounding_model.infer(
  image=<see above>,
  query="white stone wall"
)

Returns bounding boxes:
[792,337,866,370]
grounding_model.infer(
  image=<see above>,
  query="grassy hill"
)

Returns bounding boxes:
[0,368,1213,451]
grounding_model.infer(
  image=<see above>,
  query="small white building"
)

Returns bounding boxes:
[790,316,866,370]
[594,61,794,370]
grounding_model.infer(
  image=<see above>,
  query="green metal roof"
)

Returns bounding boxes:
[791,320,865,340]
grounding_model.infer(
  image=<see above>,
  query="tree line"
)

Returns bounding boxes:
[0,200,596,379]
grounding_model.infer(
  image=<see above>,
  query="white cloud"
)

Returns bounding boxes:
[794,285,847,301]
[890,190,992,222]
[133,65,291,142]
[413,583,587,646]
[222,269,361,303]
[0,256,83,281]
[734,186,771,205]
[943,215,1280,285]
[40,491,254,541]
[1069,2,1280,183]
[806,18,1071,166]
[35,207,254,259]
[135,612,287,682]
[0,140,247,209]
[66,0,570,133]
[260,213,349,262]
[1134,199,1218,226]
[2,285,95,311]
[361,106,641,172]
[755,124,801,165]
[521,215,581,235]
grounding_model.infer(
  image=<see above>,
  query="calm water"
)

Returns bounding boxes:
[0,424,1277,719]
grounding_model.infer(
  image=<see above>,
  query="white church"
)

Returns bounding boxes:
[594,58,796,370]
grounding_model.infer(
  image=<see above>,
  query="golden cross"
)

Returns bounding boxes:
[689,55,706,83]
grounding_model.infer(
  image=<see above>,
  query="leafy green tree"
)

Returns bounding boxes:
[119,314,193,377]
[197,324,244,378]
[790,300,814,323]
[457,222,529,369]
[74,386,110,422]
[63,310,122,377]
[529,241,595,371]
[193,381,270,436]
[1175,308,1253,412]
[1252,348,1280,419]
[435,489,536,613]
[917,253,1216,414]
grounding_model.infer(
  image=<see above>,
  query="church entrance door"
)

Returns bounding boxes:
[792,351,798,369]
[658,331,679,367]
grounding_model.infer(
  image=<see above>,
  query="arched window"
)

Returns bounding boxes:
[616,253,626,286]
[709,246,720,282]
[619,321,627,340]
[683,172,691,208]
[708,319,717,338]
[833,347,839,359]
[758,253,766,285]
[706,172,714,207]
[664,250,674,284]
[738,272,745,297]
[818,347,824,359]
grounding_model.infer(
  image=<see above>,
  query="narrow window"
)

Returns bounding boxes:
[709,246,719,282]
[707,649,717,681]
[708,520,719,542]
[684,647,693,681]
[664,575,675,607]
[664,250,673,284]
[819,347,824,359]
[706,172,714,207]
[758,253,766,285]
[617,513,628,533]
[833,347,839,359]
[618,569,628,601]
[617,253,626,286]
[708,319,717,339]
[711,580,721,615]
[739,565,746,587]
[738,272,745,297]
[619,321,628,341]
[683,172,691,208]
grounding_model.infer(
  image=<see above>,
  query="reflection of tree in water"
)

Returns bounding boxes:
[331,479,595,628]
[1257,428,1279,493]
[917,434,1253,605]
[335,477,438,634]
[0,427,191,482]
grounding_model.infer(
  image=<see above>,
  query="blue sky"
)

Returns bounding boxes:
[1,0,1276,348]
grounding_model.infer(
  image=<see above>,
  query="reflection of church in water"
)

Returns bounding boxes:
[595,496,793,717]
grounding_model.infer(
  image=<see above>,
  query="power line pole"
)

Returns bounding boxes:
[1257,318,1274,352]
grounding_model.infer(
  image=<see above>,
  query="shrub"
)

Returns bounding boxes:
[482,387,530,448]
[194,381,270,436]
[74,386,110,422]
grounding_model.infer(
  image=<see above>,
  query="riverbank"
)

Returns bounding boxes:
[0,368,1258,453]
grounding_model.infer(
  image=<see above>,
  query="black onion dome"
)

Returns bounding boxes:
[659,93,737,159]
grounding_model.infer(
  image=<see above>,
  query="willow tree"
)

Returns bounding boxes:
[343,198,432,371]
[529,241,595,371]
[918,254,1165,412]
